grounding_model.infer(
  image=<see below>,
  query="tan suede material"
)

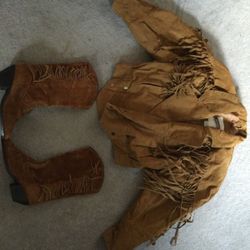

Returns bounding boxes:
[97,0,247,249]
[3,63,98,139]
[3,140,104,204]
[2,62,104,204]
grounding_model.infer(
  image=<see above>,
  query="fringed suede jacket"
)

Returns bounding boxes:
[97,0,247,249]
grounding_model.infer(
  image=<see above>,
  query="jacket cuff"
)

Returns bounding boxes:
[112,0,154,23]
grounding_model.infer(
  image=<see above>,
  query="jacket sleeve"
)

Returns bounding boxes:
[113,0,200,61]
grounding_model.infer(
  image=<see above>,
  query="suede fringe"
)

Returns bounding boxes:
[145,30,216,244]
[162,30,214,99]
[28,64,94,83]
[144,140,213,245]
[38,176,101,202]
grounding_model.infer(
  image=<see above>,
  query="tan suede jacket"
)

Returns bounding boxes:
[97,0,247,249]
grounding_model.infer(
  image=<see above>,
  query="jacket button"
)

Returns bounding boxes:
[123,86,129,90]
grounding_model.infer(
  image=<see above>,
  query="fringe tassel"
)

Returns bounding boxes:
[162,30,214,99]
[29,64,95,83]
[144,140,213,246]
[38,175,101,202]
[144,143,212,204]
[170,213,194,246]
[147,213,194,247]
[148,30,215,244]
